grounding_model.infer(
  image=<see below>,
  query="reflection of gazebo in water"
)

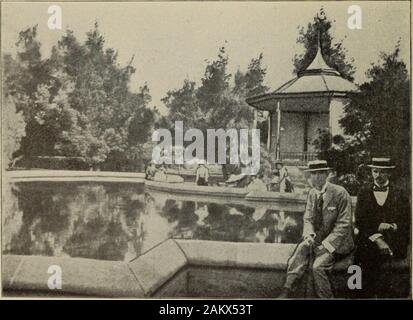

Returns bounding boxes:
[246,43,359,165]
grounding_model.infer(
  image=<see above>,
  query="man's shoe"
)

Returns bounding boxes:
[277,288,291,299]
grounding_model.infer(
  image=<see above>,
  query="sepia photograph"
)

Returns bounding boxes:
[1,1,411,300]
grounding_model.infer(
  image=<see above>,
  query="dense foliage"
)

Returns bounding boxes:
[314,46,410,191]
[3,24,156,170]
[293,8,355,81]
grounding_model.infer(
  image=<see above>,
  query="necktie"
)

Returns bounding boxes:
[373,185,389,192]
[314,193,324,233]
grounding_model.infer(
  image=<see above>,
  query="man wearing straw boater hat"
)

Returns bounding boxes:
[278,160,354,298]
[354,157,409,298]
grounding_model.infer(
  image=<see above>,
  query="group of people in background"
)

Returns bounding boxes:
[145,160,210,185]
[145,161,167,181]
[145,159,294,191]
[247,160,294,193]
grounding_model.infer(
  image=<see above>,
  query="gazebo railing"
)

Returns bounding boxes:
[279,152,319,165]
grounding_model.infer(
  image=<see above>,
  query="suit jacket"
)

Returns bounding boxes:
[303,182,354,255]
[354,183,410,259]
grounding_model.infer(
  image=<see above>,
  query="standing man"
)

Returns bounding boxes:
[354,157,409,298]
[279,160,354,298]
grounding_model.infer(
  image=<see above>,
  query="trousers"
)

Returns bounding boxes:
[284,241,335,298]
[354,241,393,298]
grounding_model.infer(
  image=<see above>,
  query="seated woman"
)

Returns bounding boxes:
[195,160,209,186]
[247,174,267,192]
[268,169,280,192]
[276,161,294,193]
[145,161,157,180]
[153,164,168,181]
[224,173,248,187]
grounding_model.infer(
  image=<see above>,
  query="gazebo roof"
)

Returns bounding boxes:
[246,45,359,109]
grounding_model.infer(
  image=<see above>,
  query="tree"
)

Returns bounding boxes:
[2,95,26,168]
[160,48,267,178]
[233,53,269,145]
[233,53,269,98]
[3,23,156,170]
[161,79,202,130]
[293,8,355,81]
[4,26,61,159]
[340,44,410,183]
[313,44,410,192]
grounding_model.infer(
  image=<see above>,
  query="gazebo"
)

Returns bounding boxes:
[246,44,359,164]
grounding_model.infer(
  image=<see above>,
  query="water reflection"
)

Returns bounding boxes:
[2,181,303,261]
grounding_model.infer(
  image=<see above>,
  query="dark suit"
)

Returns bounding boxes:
[284,183,354,298]
[354,183,410,297]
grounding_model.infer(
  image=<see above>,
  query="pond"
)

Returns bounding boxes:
[2,181,303,262]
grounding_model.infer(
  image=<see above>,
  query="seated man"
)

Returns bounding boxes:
[279,160,354,298]
[354,157,409,298]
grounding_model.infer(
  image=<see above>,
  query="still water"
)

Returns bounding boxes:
[2,181,303,261]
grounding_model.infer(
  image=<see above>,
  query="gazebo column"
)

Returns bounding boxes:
[267,111,271,150]
[253,109,258,129]
[275,101,281,160]
[303,113,309,153]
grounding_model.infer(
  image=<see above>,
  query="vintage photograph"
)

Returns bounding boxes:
[1,1,411,299]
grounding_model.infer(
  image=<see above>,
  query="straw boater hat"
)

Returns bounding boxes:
[304,160,331,172]
[367,157,395,169]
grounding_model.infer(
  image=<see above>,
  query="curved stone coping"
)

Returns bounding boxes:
[5,170,145,183]
[145,180,249,198]
[245,190,308,203]
[3,239,408,297]
[5,170,356,210]
[145,181,357,211]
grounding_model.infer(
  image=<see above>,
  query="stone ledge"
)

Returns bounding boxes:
[3,240,409,298]
[2,255,144,297]
[5,170,145,183]
[128,239,188,296]
[175,240,296,269]
[174,239,409,273]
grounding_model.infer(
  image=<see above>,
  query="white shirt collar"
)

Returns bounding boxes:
[373,182,389,206]
[374,180,389,188]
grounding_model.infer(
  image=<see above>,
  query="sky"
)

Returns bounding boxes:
[2,1,410,113]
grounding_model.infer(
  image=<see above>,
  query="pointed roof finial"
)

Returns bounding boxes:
[298,9,339,76]
[316,8,326,55]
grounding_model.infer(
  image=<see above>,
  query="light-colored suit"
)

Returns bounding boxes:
[284,182,354,298]
[303,182,354,255]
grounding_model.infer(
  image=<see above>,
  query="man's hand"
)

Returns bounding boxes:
[375,237,393,256]
[378,223,395,233]
[314,245,329,256]
[304,234,315,246]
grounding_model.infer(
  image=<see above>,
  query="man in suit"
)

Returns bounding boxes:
[354,157,410,298]
[279,160,354,298]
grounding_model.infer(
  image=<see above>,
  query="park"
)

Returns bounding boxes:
[2,3,410,299]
